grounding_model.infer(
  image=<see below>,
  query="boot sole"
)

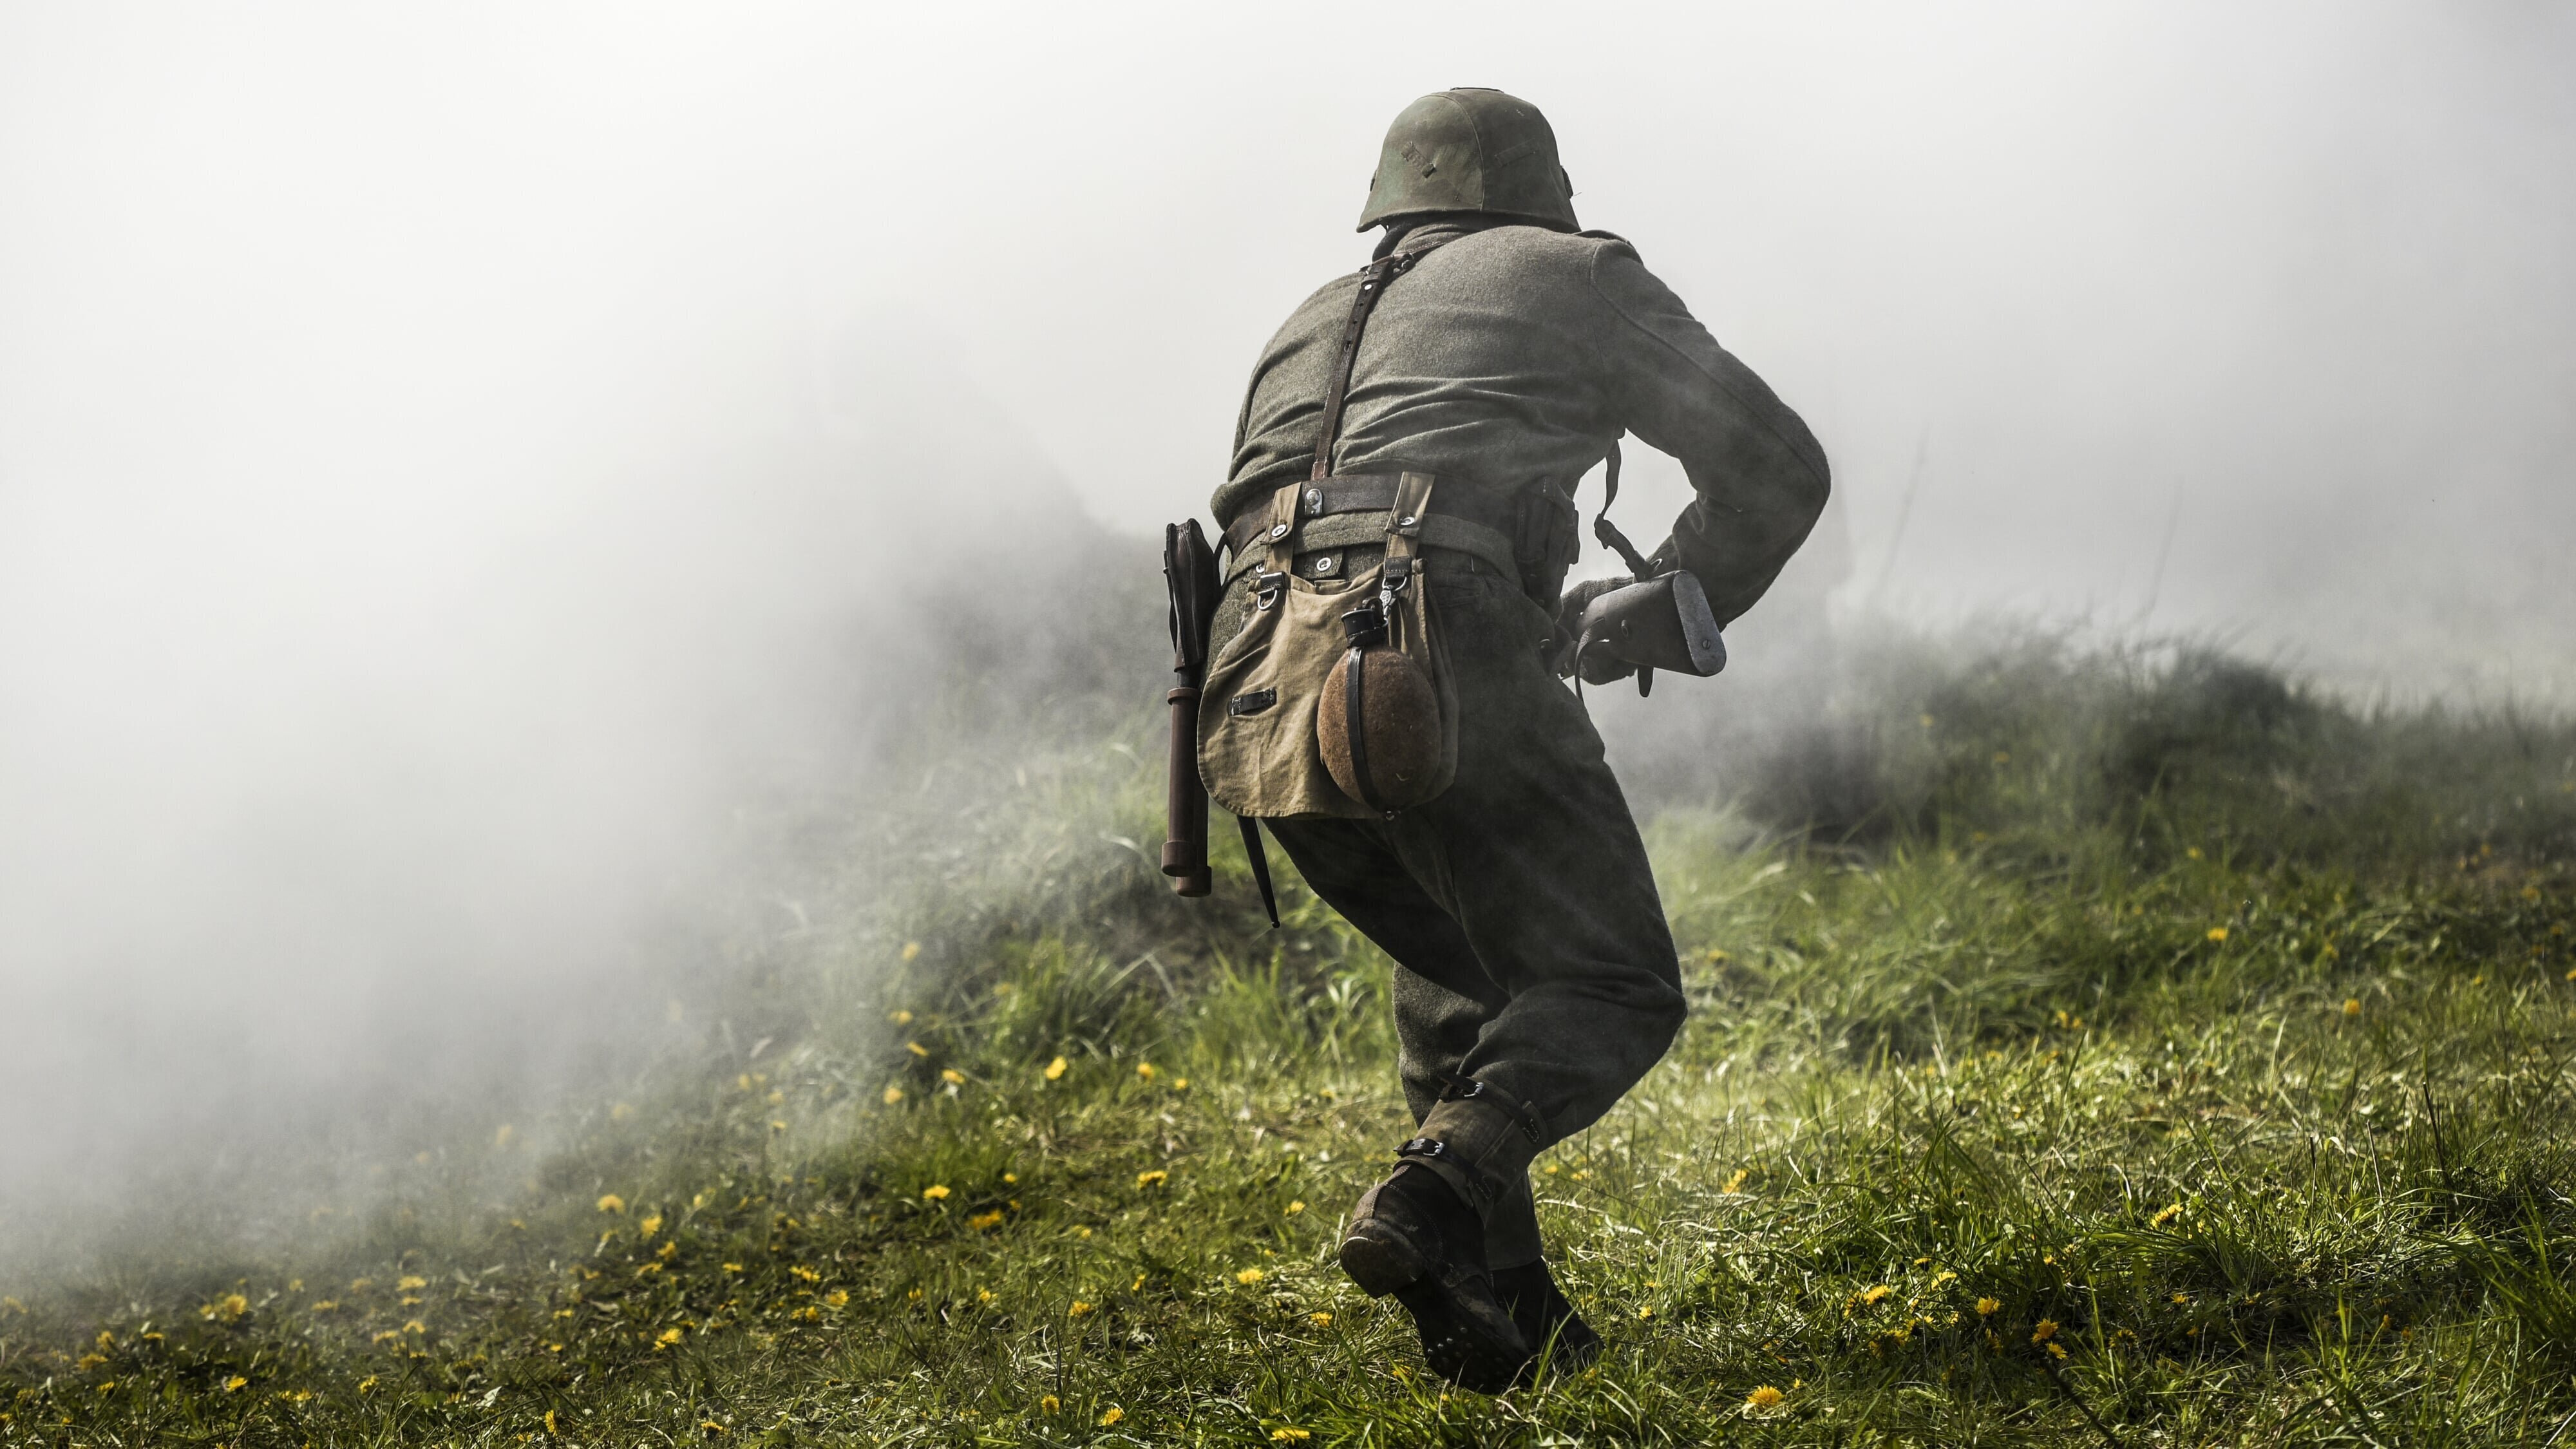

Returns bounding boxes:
[1392,1276,1531,1396]
[1345,1227,1530,1394]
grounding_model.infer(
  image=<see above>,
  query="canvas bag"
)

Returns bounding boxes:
[1198,246,1462,820]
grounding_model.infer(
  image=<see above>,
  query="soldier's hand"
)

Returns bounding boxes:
[1550,575,1637,681]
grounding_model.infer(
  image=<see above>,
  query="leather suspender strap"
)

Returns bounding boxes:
[1312,247,1435,481]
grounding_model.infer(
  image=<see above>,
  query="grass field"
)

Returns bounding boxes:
[5,627,2575,1446]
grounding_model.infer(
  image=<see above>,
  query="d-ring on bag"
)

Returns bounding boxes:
[1199,246,1462,820]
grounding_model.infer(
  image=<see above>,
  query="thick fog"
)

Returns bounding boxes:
[2,2,2570,1260]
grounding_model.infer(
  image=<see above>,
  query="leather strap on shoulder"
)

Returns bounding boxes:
[1311,240,1449,482]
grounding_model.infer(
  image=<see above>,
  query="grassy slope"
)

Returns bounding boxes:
[6,634,2576,1446]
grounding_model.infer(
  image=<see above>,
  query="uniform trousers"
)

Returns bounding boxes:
[1249,548,1689,1268]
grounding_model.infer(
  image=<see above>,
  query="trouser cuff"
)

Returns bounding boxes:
[1398,1083,1544,1220]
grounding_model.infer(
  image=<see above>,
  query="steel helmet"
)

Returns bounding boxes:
[1357,88,1577,232]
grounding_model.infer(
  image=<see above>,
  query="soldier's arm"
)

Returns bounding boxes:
[1586,241,1830,627]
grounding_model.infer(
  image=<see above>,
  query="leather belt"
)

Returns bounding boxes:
[1221,473,1524,581]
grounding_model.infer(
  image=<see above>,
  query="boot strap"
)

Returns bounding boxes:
[1437,1078,1546,1144]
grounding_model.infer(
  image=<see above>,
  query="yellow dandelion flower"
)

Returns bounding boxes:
[395,1275,428,1292]
[790,1265,820,1282]
[403,1319,426,1334]
[596,1194,626,1214]
[1135,1062,1156,1081]
[2152,1203,2184,1227]
[901,941,922,962]
[1003,1171,1018,1184]
[905,1041,930,1058]
[357,1375,379,1394]
[2172,1291,2192,1305]
[1311,1311,1334,1327]
[882,1085,904,1105]
[1236,1268,1265,1285]
[1069,1301,1094,1318]
[1099,1406,1124,1426]
[723,1262,743,1273]
[1637,1305,1655,1320]
[1722,1168,1750,1193]
[941,1068,966,1084]
[1272,1430,1312,1443]
[766,1089,784,1104]
[1045,1056,1069,1081]
[223,1376,248,1392]
[656,1240,677,1262]
[1859,1284,1893,1305]
[310,1300,338,1312]
[2032,1319,2058,1343]
[888,1009,913,1025]
[1285,1200,1305,1215]
[639,1214,663,1238]
[1137,1169,1169,1188]
[204,1293,249,1321]
[2048,1340,2069,1358]
[2206,927,2229,942]
[967,1209,1005,1231]
[825,1290,849,1307]
[545,1409,559,1434]
[2186,846,2203,859]
[655,1327,683,1349]
[923,1184,951,1201]
[2344,998,2363,1017]
[1745,1385,1785,1410]
[1976,1297,2002,1316]
[1039,1394,1061,1414]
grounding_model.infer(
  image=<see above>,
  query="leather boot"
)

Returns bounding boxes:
[1492,1260,1602,1375]
[1338,1163,1530,1393]
[1339,1083,1548,1393]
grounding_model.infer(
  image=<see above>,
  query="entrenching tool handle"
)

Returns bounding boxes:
[1162,686,1212,896]
[1161,520,1220,898]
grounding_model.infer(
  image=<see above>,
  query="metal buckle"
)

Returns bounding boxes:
[1304,487,1325,517]
[1396,1137,1447,1161]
